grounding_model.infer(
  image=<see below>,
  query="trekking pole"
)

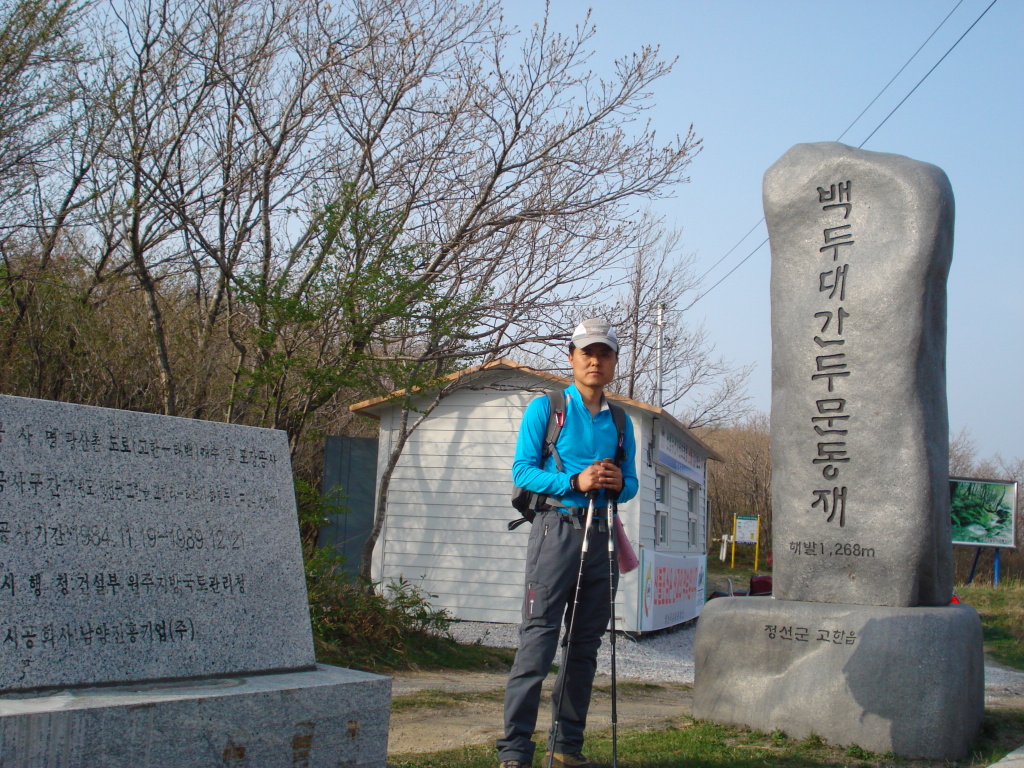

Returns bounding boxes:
[608,500,619,768]
[548,492,597,768]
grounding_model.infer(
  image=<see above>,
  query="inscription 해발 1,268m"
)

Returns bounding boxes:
[787,541,876,558]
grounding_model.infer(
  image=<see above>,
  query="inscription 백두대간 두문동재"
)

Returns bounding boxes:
[810,181,854,528]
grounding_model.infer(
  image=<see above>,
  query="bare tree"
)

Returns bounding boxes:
[500,217,752,427]
[68,0,698,444]
[949,427,979,478]
[0,0,94,385]
[0,0,734,581]
[700,413,772,550]
[605,217,752,427]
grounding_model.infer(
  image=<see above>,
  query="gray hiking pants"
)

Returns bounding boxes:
[498,509,617,763]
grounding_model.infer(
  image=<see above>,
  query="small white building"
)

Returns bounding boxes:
[349,359,723,633]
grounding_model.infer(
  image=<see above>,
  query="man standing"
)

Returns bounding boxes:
[498,318,639,768]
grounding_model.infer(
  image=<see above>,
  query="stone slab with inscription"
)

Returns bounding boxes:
[765,141,954,607]
[0,394,390,767]
[693,597,983,760]
[0,393,314,691]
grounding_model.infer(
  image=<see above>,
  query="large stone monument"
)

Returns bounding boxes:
[0,394,390,766]
[693,142,984,760]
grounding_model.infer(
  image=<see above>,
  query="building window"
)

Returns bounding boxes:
[687,485,699,547]
[655,472,669,547]
[655,473,667,505]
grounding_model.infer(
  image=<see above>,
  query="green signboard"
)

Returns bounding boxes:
[950,477,1018,549]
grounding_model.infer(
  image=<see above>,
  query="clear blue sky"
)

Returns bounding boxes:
[502,0,1023,465]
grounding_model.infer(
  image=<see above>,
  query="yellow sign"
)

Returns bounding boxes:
[731,514,761,570]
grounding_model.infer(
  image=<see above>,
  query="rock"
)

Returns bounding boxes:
[765,141,955,608]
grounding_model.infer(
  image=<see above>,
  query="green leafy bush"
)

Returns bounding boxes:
[304,547,455,670]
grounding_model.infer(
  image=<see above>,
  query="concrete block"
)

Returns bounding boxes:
[0,665,390,768]
[693,597,984,760]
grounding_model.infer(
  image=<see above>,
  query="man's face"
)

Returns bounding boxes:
[569,343,617,389]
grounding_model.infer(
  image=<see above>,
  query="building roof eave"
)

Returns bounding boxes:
[348,358,726,462]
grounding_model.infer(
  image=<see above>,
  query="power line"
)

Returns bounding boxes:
[836,0,965,144]
[687,0,997,308]
[859,0,998,147]
[682,236,768,314]
[694,218,764,284]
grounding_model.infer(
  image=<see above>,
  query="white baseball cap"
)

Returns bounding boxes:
[571,318,618,353]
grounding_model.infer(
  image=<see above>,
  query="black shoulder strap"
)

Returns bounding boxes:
[507,389,568,531]
[605,401,627,505]
[543,389,567,473]
[548,390,624,468]
[608,401,626,465]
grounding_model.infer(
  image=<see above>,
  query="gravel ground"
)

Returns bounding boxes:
[449,619,1024,698]
[449,620,696,684]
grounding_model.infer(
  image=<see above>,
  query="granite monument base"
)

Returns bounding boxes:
[693,597,983,760]
[0,665,390,768]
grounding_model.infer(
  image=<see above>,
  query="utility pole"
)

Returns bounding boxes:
[656,303,665,408]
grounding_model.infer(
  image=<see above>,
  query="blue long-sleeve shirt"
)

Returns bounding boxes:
[512,384,639,508]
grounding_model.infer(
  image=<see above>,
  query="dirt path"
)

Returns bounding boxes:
[387,571,1024,758]
[387,664,1024,757]
[387,671,693,755]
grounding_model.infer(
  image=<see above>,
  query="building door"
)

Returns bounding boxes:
[318,436,379,577]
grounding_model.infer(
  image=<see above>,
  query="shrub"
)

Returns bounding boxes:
[305,547,454,669]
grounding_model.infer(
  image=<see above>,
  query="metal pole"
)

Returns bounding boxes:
[730,515,737,568]
[607,502,618,768]
[753,516,760,571]
[548,495,597,768]
[967,547,982,585]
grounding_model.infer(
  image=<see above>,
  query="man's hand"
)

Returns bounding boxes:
[577,459,622,493]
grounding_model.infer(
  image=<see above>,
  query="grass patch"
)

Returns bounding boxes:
[316,632,516,674]
[310,549,1024,764]
[592,680,669,695]
[976,709,1024,762]
[390,709,1024,768]
[957,578,1024,670]
[390,687,505,713]
[705,556,771,598]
